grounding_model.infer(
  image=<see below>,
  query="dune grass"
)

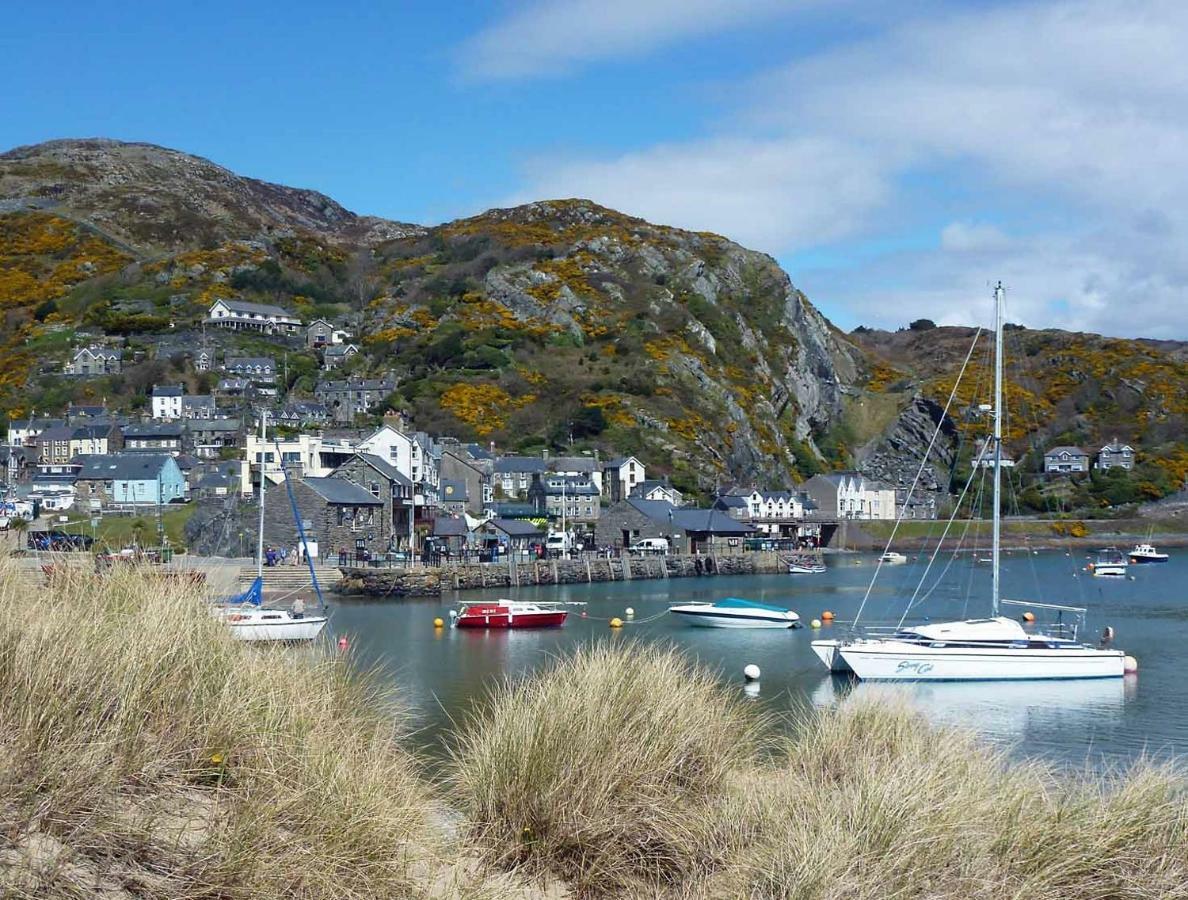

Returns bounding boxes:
[449,642,764,896]
[4,563,1187,899]
[0,562,446,899]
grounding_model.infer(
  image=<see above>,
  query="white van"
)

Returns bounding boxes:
[545,532,573,555]
[629,537,670,555]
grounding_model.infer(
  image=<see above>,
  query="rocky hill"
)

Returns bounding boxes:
[1,138,1184,499]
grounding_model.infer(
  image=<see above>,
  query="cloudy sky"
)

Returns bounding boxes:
[3,0,1186,338]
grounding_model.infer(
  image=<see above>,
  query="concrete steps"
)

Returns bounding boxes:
[236,565,342,589]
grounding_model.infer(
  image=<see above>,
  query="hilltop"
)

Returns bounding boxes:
[1,138,1184,498]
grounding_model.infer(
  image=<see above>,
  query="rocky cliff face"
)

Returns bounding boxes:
[854,394,957,491]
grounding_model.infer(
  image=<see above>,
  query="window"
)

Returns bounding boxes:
[369,481,380,498]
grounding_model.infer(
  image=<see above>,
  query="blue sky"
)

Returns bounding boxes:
[3,0,1187,339]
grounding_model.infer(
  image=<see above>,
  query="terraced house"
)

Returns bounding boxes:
[63,345,121,376]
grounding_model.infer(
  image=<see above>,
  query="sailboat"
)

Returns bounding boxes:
[811,284,1125,681]
[215,413,328,642]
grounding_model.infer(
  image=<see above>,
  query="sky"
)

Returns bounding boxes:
[2,0,1187,339]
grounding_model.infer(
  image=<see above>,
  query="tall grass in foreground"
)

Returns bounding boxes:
[450,643,763,896]
[0,563,473,899]
[454,648,1188,899]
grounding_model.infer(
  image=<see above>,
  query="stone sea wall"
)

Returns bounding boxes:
[335,551,788,598]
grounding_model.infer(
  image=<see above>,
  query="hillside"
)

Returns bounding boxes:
[1,137,1185,499]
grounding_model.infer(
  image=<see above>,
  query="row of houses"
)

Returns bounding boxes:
[1043,439,1135,474]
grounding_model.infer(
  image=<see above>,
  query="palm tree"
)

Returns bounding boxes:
[7,516,29,553]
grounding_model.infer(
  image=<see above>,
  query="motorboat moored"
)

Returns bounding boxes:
[1128,543,1169,564]
[879,551,908,565]
[669,597,800,629]
[1090,548,1128,578]
[452,599,568,629]
[788,557,827,574]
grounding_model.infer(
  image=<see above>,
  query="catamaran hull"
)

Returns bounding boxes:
[669,608,798,628]
[811,639,853,672]
[228,617,328,642]
[837,641,1125,681]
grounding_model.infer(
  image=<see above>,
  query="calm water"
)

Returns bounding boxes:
[327,549,1187,767]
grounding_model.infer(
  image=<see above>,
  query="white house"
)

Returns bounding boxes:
[802,473,896,520]
[240,432,357,496]
[411,432,440,512]
[602,456,645,502]
[151,384,184,420]
[207,299,302,335]
[975,439,1016,468]
[357,424,414,480]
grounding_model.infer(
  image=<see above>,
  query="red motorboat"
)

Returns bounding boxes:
[452,599,568,629]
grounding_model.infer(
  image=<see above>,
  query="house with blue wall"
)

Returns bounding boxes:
[75,454,186,507]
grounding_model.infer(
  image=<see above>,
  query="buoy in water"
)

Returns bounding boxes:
[625,607,635,618]
[1124,655,1139,674]
[1022,611,1036,623]
[609,617,623,628]
[744,664,761,682]
[337,636,349,652]
[821,610,834,621]
[433,617,444,628]
[810,618,822,629]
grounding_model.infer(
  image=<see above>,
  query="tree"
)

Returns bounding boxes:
[908,318,937,331]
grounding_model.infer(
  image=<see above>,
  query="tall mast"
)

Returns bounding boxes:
[256,411,266,578]
[991,282,1004,615]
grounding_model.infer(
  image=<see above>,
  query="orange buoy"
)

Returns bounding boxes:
[821,611,834,621]
[1021,611,1036,623]
[337,636,349,651]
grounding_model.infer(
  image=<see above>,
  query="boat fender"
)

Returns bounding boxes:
[1123,655,1138,674]
[1022,611,1036,623]
[625,607,635,618]
[337,636,349,651]
[821,611,834,621]
[743,664,760,682]
[810,618,822,629]
[433,617,444,628]
[609,617,623,629]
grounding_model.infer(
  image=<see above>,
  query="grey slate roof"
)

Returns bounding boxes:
[1045,446,1088,457]
[214,299,297,318]
[486,518,544,538]
[494,456,548,474]
[355,453,414,487]
[440,479,468,502]
[302,476,383,505]
[124,422,184,438]
[152,384,184,397]
[77,453,174,480]
[434,516,470,537]
[625,498,678,522]
[671,509,756,534]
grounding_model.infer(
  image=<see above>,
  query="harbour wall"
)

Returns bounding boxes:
[335,551,790,598]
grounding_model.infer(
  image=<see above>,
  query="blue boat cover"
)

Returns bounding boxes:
[715,597,790,613]
[226,577,263,607]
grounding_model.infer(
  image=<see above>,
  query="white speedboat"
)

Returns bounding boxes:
[814,284,1126,682]
[1128,543,1169,564]
[217,605,328,642]
[669,597,800,628]
[1090,548,1128,578]
[879,551,908,565]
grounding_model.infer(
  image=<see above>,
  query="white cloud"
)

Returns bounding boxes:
[501,0,1188,338]
[458,0,799,80]
[511,136,891,253]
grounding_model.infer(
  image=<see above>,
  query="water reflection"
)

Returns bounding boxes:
[811,675,1134,758]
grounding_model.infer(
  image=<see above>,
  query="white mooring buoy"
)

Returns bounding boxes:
[744,664,761,682]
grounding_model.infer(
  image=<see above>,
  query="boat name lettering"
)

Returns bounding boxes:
[895,661,934,675]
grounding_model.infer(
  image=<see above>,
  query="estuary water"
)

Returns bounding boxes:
[328,549,1187,767]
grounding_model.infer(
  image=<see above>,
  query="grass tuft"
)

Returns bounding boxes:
[449,642,763,895]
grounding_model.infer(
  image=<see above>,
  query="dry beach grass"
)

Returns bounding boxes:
[2,562,1187,898]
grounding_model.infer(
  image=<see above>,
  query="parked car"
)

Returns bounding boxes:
[27,530,94,552]
[628,537,670,555]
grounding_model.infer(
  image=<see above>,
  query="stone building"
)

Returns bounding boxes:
[262,475,386,560]
[330,453,415,551]
[527,473,601,525]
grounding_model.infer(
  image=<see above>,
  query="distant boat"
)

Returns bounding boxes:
[669,597,800,629]
[1090,548,1128,578]
[1128,543,1169,564]
[452,599,567,629]
[879,551,908,565]
[788,557,827,574]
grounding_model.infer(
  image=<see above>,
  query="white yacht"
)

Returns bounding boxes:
[811,284,1125,682]
[879,551,908,565]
